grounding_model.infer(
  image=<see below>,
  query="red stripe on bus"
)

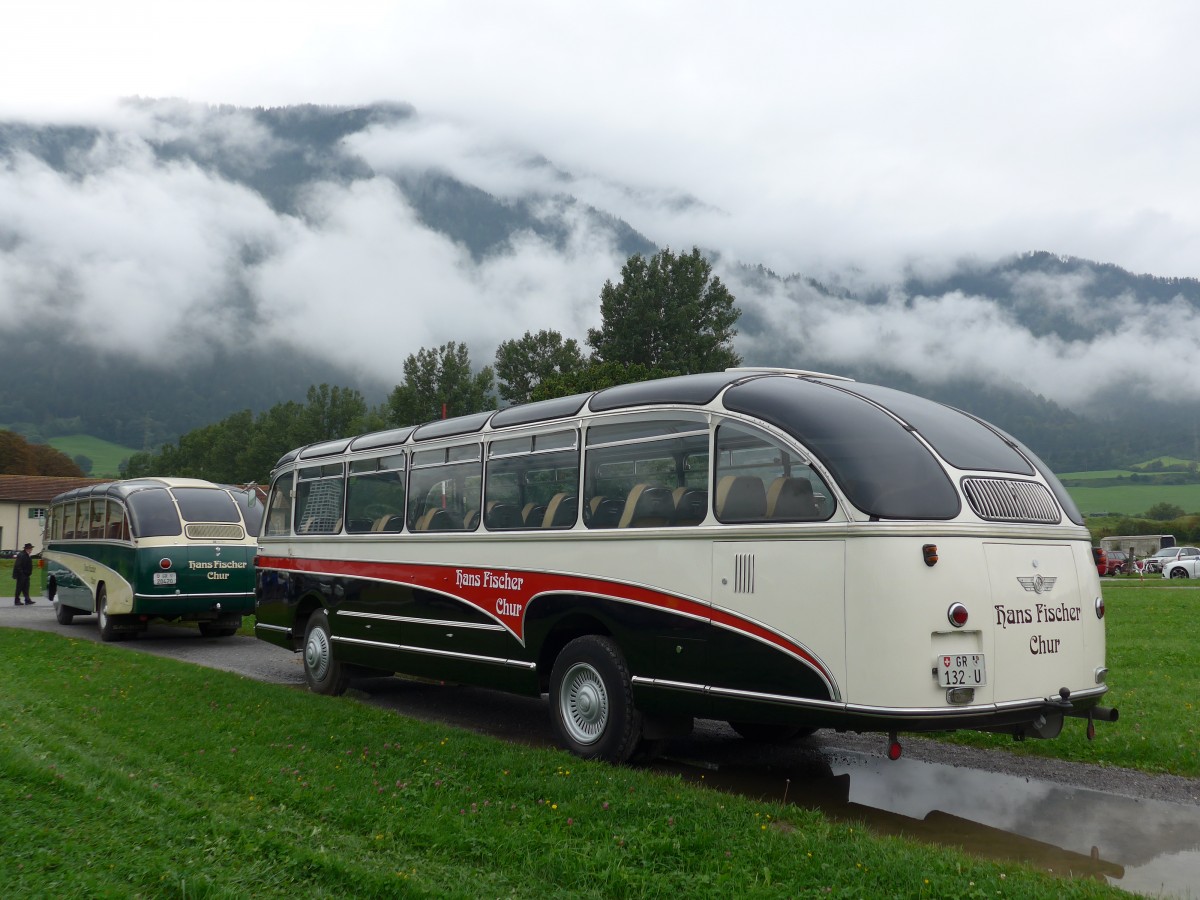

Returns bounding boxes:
[256,555,833,687]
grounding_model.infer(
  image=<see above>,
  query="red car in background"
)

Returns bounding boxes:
[1103,549,1129,575]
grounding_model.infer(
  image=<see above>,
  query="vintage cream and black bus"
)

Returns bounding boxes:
[254,369,1114,762]
[44,478,261,640]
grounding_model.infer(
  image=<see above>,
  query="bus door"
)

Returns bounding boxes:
[710,540,847,702]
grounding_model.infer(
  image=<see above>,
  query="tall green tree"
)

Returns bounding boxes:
[301,384,380,440]
[587,247,742,374]
[387,342,495,426]
[494,330,587,405]
[530,360,673,403]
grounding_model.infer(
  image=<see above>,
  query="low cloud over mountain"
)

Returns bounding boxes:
[2,100,1198,468]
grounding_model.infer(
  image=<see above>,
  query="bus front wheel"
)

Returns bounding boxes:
[54,599,75,626]
[303,610,350,696]
[550,635,642,763]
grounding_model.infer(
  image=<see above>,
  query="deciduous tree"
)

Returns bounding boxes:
[0,431,84,476]
[587,247,741,374]
[387,342,495,426]
[494,330,587,405]
[531,360,673,403]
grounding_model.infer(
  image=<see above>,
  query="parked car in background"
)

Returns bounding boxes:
[1144,546,1200,574]
[1103,549,1129,575]
[0,549,17,559]
[1162,556,1200,580]
[1092,547,1107,577]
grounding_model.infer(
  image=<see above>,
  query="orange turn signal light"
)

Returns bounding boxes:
[922,544,938,567]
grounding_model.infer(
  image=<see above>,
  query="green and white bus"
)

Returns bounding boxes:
[44,478,261,640]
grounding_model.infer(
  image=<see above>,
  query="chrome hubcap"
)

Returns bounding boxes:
[559,662,609,745]
[305,626,330,681]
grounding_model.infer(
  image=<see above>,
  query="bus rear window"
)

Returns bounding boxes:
[127,489,183,538]
[171,488,242,523]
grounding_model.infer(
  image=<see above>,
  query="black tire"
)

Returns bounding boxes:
[729,721,818,742]
[303,610,350,695]
[1169,566,1189,579]
[549,635,642,763]
[47,575,57,602]
[54,599,75,626]
[96,585,120,642]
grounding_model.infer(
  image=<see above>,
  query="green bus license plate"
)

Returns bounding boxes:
[153,572,177,586]
[939,653,986,687]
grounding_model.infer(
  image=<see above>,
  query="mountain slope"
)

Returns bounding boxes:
[2,100,1198,471]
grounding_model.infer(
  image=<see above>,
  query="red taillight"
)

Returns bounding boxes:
[947,603,969,628]
[159,558,172,570]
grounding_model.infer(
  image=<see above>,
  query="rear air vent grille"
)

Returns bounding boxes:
[185,524,245,540]
[961,478,1061,524]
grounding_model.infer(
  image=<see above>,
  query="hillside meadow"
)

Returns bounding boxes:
[46,434,138,478]
[1058,465,1200,517]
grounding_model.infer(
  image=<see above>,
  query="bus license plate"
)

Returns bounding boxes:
[938,653,986,687]
[153,572,177,586]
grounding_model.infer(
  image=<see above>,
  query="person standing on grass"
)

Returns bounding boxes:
[13,542,34,606]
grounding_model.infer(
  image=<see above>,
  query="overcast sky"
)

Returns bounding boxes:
[3,2,1200,409]
[5,0,1198,281]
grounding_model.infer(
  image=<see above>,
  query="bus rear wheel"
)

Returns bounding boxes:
[550,635,642,763]
[303,610,350,695]
[96,586,121,642]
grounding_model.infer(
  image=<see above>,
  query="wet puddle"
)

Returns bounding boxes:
[352,679,1199,895]
[662,748,1200,897]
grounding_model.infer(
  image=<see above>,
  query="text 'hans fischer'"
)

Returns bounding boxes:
[187,559,249,581]
[993,602,1082,655]
[455,569,527,623]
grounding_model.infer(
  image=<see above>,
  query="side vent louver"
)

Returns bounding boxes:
[734,552,756,593]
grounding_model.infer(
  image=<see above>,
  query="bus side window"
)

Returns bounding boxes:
[264,474,295,537]
[345,454,406,534]
[485,432,579,530]
[107,500,129,541]
[584,422,708,529]
[408,445,481,533]
[89,499,106,539]
[294,463,345,535]
[61,502,77,540]
[714,420,835,523]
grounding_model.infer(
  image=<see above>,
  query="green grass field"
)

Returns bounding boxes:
[1066,483,1200,517]
[46,434,138,478]
[0,631,1126,899]
[0,581,1189,896]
